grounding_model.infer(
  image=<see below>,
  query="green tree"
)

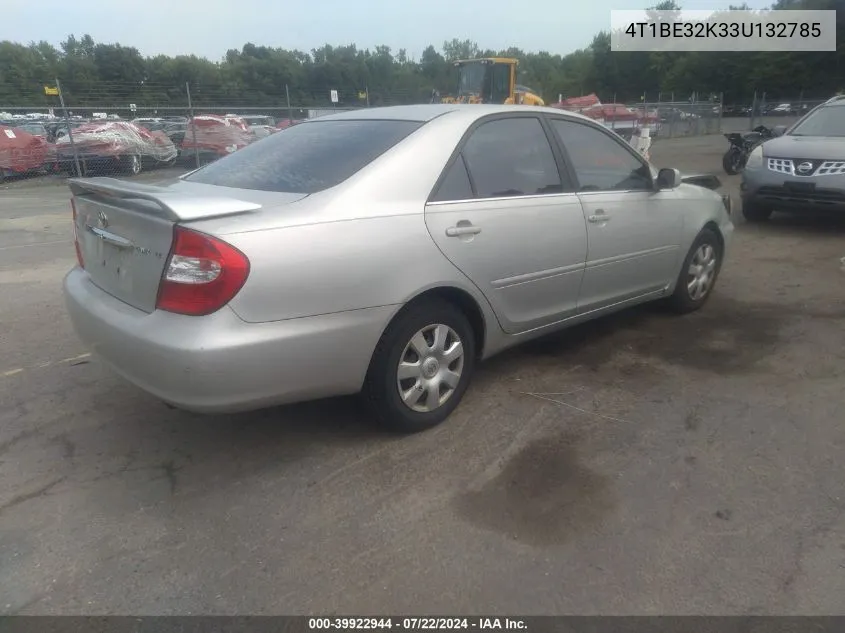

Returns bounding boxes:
[0,0,840,112]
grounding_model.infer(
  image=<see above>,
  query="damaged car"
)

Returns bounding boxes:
[55,120,178,175]
[0,124,55,182]
[179,114,253,163]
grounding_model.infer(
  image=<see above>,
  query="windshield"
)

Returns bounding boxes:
[457,63,486,97]
[184,119,423,194]
[790,105,845,137]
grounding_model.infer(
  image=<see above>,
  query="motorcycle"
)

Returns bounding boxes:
[722,125,774,175]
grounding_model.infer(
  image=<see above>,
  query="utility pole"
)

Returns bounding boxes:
[56,79,82,177]
[186,82,200,169]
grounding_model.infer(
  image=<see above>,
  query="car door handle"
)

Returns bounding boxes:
[446,225,482,237]
[587,210,611,223]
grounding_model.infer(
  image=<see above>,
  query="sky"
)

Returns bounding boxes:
[2,0,772,61]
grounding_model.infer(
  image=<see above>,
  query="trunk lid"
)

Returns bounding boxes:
[70,177,275,313]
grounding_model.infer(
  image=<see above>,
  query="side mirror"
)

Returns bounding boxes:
[656,167,681,190]
[771,125,787,137]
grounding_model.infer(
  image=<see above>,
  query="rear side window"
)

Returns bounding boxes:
[431,155,474,201]
[184,119,423,194]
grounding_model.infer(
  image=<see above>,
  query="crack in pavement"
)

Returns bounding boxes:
[1,353,91,379]
[0,429,40,457]
[0,477,66,516]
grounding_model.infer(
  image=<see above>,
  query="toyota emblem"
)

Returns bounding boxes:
[796,161,814,174]
[97,210,108,228]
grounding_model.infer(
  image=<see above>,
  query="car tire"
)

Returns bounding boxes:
[665,227,723,314]
[741,200,773,222]
[363,298,476,433]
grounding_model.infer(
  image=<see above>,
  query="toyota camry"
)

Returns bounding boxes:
[63,104,733,432]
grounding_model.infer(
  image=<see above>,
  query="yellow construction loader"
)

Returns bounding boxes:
[432,57,545,106]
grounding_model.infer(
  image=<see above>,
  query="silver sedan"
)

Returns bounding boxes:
[63,104,734,432]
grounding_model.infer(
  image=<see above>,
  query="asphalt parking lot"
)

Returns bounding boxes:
[1,130,844,616]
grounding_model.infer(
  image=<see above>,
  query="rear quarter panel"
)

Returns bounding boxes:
[222,212,496,325]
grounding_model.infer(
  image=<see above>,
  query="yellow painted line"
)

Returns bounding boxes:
[1,353,91,379]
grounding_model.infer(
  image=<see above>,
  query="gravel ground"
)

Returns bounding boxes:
[0,129,843,616]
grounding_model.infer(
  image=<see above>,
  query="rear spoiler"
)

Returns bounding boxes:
[680,173,722,191]
[68,177,262,222]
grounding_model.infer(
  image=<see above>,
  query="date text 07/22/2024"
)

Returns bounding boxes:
[307,618,528,630]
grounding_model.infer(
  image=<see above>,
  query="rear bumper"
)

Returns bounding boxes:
[63,267,396,413]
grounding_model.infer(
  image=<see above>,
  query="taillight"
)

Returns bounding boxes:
[71,198,84,268]
[155,226,250,316]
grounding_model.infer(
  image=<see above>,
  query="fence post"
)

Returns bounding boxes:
[366,85,370,107]
[285,84,293,124]
[611,93,616,132]
[56,78,82,177]
[750,91,757,130]
[718,91,723,133]
[185,82,200,169]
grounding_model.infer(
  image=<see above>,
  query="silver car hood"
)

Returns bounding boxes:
[762,135,845,160]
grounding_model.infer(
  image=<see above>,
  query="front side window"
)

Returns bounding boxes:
[460,117,563,199]
[790,105,845,137]
[549,118,652,192]
[184,119,423,194]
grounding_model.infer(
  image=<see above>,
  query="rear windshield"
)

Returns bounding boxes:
[184,119,424,194]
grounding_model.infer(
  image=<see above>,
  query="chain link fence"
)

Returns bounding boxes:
[623,100,722,139]
[0,82,382,183]
[0,81,828,186]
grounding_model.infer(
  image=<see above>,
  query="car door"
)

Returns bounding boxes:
[424,114,588,335]
[546,116,684,314]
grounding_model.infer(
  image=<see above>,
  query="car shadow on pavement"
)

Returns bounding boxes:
[479,303,659,377]
[478,292,789,381]
[746,211,845,236]
[158,393,384,444]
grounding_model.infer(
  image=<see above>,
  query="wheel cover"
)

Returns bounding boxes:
[396,323,465,413]
[687,243,718,301]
